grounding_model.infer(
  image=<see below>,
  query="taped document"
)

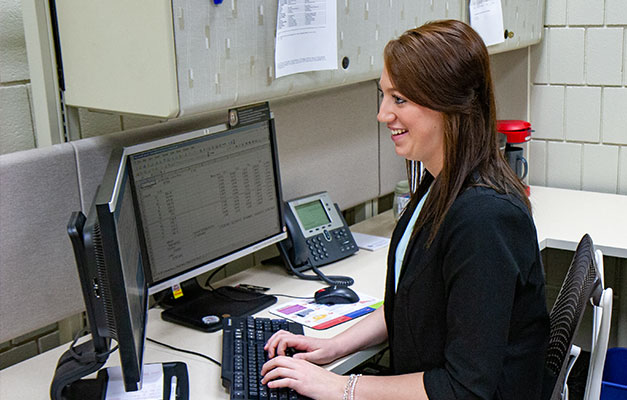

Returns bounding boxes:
[469,0,505,47]
[275,0,338,78]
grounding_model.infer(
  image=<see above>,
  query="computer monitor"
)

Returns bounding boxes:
[53,148,148,398]
[54,116,285,398]
[124,118,286,296]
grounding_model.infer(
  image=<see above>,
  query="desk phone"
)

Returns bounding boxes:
[281,192,358,270]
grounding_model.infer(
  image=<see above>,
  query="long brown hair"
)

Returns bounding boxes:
[384,20,530,246]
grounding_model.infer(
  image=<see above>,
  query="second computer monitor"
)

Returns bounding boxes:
[125,119,286,294]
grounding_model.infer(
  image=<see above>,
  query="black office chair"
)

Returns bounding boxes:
[542,234,602,400]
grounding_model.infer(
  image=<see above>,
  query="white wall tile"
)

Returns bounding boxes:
[606,0,627,25]
[582,144,619,193]
[545,0,567,26]
[530,85,565,140]
[586,28,623,86]
[619,147,627,195]
[0,0,29,82]
[549,28,585,85]
[547,142,582,189]
[567,0,605,26]
[77,109,122,139]
[565,86,601,142]
[529,140,547,186]
[0,85,35,155]
[602,88,627,145]
[530,29,549,84]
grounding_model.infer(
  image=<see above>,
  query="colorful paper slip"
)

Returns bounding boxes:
[269,292,383,330]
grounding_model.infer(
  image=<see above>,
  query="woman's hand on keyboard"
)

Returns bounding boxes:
[260,355,347,399]
[264,330,342,365]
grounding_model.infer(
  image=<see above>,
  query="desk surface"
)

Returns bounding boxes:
[1,186,625,399]
[0,212,393,400]
[529,185,627,258]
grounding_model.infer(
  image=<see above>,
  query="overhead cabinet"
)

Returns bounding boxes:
[55,0,543,118]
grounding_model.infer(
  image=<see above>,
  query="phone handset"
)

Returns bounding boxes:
[277,192,358,287]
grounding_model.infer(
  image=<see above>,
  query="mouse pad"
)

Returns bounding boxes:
[269,292,383,330]
[161,286,277,332]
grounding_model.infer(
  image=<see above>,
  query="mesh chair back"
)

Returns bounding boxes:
[543,234,600,400]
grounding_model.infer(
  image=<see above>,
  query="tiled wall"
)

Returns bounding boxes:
[0,0,35,153]
[529,0,627,194]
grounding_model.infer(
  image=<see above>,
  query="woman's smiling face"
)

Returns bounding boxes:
[377,65,445,176]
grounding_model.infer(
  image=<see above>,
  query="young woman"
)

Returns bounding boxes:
[261,20,549,400]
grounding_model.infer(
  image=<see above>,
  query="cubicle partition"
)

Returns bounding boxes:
[0,144,83,343]
[0,81,404,346]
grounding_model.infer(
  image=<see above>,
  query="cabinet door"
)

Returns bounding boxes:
[56,0,179,118]
[484,0,547,54]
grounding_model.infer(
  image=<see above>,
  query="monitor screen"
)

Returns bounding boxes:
[125,119,286,294]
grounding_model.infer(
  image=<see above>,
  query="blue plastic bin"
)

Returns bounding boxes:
[601,347,627,400]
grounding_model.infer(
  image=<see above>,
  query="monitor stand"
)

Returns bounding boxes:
[157,279,277,332]
[51,345,190,400]
[50,339,109,400]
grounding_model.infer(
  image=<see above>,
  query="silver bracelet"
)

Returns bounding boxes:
[343,374,358,400]
[350,374,362,400]
[343,373,362,400]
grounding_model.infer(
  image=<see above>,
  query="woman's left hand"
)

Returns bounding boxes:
[260,355,347,399]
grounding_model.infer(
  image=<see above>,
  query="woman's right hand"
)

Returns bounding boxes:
[264,330,342,365]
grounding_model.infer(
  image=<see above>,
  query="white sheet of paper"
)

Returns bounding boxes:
[352,232,390,252]
[275,0,338,78]
[105,364,164,400]
[469,0,505,47]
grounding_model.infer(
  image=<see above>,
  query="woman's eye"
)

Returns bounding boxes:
[393,95,406,104]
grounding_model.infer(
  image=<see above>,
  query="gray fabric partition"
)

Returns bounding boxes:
[0,80,404,344]
[271,81,384,209]
[0,144,82,343]
[0,116,225,344]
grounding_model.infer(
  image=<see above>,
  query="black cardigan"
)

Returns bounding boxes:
[384,185,549,400]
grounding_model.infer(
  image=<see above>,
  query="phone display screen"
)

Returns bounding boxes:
[295,200,331,230]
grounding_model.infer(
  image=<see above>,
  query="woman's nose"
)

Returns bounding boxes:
[377,103,394,123]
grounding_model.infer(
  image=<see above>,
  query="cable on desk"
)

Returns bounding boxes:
[204,264,314,301]
[269,293,313,300]
[147,337,221,367]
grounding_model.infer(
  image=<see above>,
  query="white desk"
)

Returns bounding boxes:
[1,186,625,398]
[0,212,393,400]
[530,186,627,259]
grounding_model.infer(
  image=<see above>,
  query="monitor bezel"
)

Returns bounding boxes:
[122,118,287,295]
[73,148,149,392]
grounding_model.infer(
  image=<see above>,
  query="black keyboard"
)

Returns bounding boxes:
[221,316,309,400]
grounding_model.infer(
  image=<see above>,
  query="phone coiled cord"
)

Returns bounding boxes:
[276,241,354,287]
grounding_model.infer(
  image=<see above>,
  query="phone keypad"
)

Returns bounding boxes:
[306,236,329,261]
[306,229,357,264]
